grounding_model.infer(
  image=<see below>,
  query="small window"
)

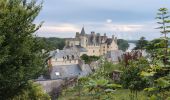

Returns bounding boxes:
[55,72,60,76]
[93,50,95,53]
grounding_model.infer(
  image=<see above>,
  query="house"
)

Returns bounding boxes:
[106,50,124,63]
[48,49,92,80]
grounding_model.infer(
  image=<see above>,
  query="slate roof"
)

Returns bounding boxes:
[50,64,92,79]
[50,64,82,79]
[106,50,124,62]
[65,27,116,46]
[74,45,88,52]
[81,27,86,35]
[105,38,113,45]
[50,49,79,59]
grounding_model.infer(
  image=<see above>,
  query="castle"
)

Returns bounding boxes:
[65,27,118,56]
[47,27,120,79]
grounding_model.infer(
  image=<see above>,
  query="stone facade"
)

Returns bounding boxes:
[65,27,118,56]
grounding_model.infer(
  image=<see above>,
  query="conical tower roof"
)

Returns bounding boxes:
[80,27,85,35]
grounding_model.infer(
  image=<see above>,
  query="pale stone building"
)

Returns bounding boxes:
[65,27,118,56]
[48,49,92,79]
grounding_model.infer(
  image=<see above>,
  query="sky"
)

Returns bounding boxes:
[35,0,170,40]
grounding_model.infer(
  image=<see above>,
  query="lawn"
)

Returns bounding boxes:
[58,89,148,100]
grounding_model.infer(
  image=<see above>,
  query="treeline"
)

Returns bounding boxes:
[36,37,65,51]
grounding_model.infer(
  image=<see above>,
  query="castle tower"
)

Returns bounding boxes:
[80,27,85,36]
[80,27,87,48]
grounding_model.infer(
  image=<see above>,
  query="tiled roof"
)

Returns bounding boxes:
[50,49,79,59]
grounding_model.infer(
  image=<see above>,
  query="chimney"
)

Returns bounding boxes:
[76,32,80,37]
[91,31,95,35]
[112,35,114,39]
[115,37,117,43]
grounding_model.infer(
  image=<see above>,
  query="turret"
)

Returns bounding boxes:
[76,32,80,37]
[80,27,86,36]
[91,31,96,44]
[97,33,101,44]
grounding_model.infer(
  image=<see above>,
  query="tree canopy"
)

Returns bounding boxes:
[134,37,148,50]
[0,0,47,99]
[117,39,129,51]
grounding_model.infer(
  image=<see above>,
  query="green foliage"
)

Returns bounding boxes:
[13,81,50,100]
[36,37,65,51]
[134,37,148,50]
[120,58,150,91]
[81,54,100,64]
[156,8,170,66]
[0,0,46,99]
[117,39,129,51]
[146,38,169,65]
[156,77,170,88]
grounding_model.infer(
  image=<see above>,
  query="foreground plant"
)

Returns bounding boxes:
[0,0,46,99]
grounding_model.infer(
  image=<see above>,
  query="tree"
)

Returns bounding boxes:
[156,8,170,66]
[145,38,165,63]
[134,37,148,51]
[117,39,129,51]
[13,81,50,100]
[36,37,65,51]
[81,54,100,64]
[120,58,150,99]
[0,0,45,99]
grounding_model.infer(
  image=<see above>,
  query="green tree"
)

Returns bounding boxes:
[145,38,166,64]
[13,81,50,100]
[120,58,150,99]
[81,54,100,64]
[117,39,129,51]
[156,8,170,66]
[36,37,65,51]
[134,37,148,51]
[0,0,45,99]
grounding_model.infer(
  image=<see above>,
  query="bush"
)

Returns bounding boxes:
[13,81,50,100]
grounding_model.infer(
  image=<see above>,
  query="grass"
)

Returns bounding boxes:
[58,88,148,100]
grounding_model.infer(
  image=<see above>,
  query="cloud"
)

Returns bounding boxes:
[36,22,159,40]
[38,24,79,33]
[106,19,112,23]
[104,24,143,32]
[35,0,170,40]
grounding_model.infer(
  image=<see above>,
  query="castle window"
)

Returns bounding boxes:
[72,55,74,60]
[67,55,69,60]
[93,50,95,53]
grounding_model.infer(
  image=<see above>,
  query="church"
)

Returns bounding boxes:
[64,27,118,56]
